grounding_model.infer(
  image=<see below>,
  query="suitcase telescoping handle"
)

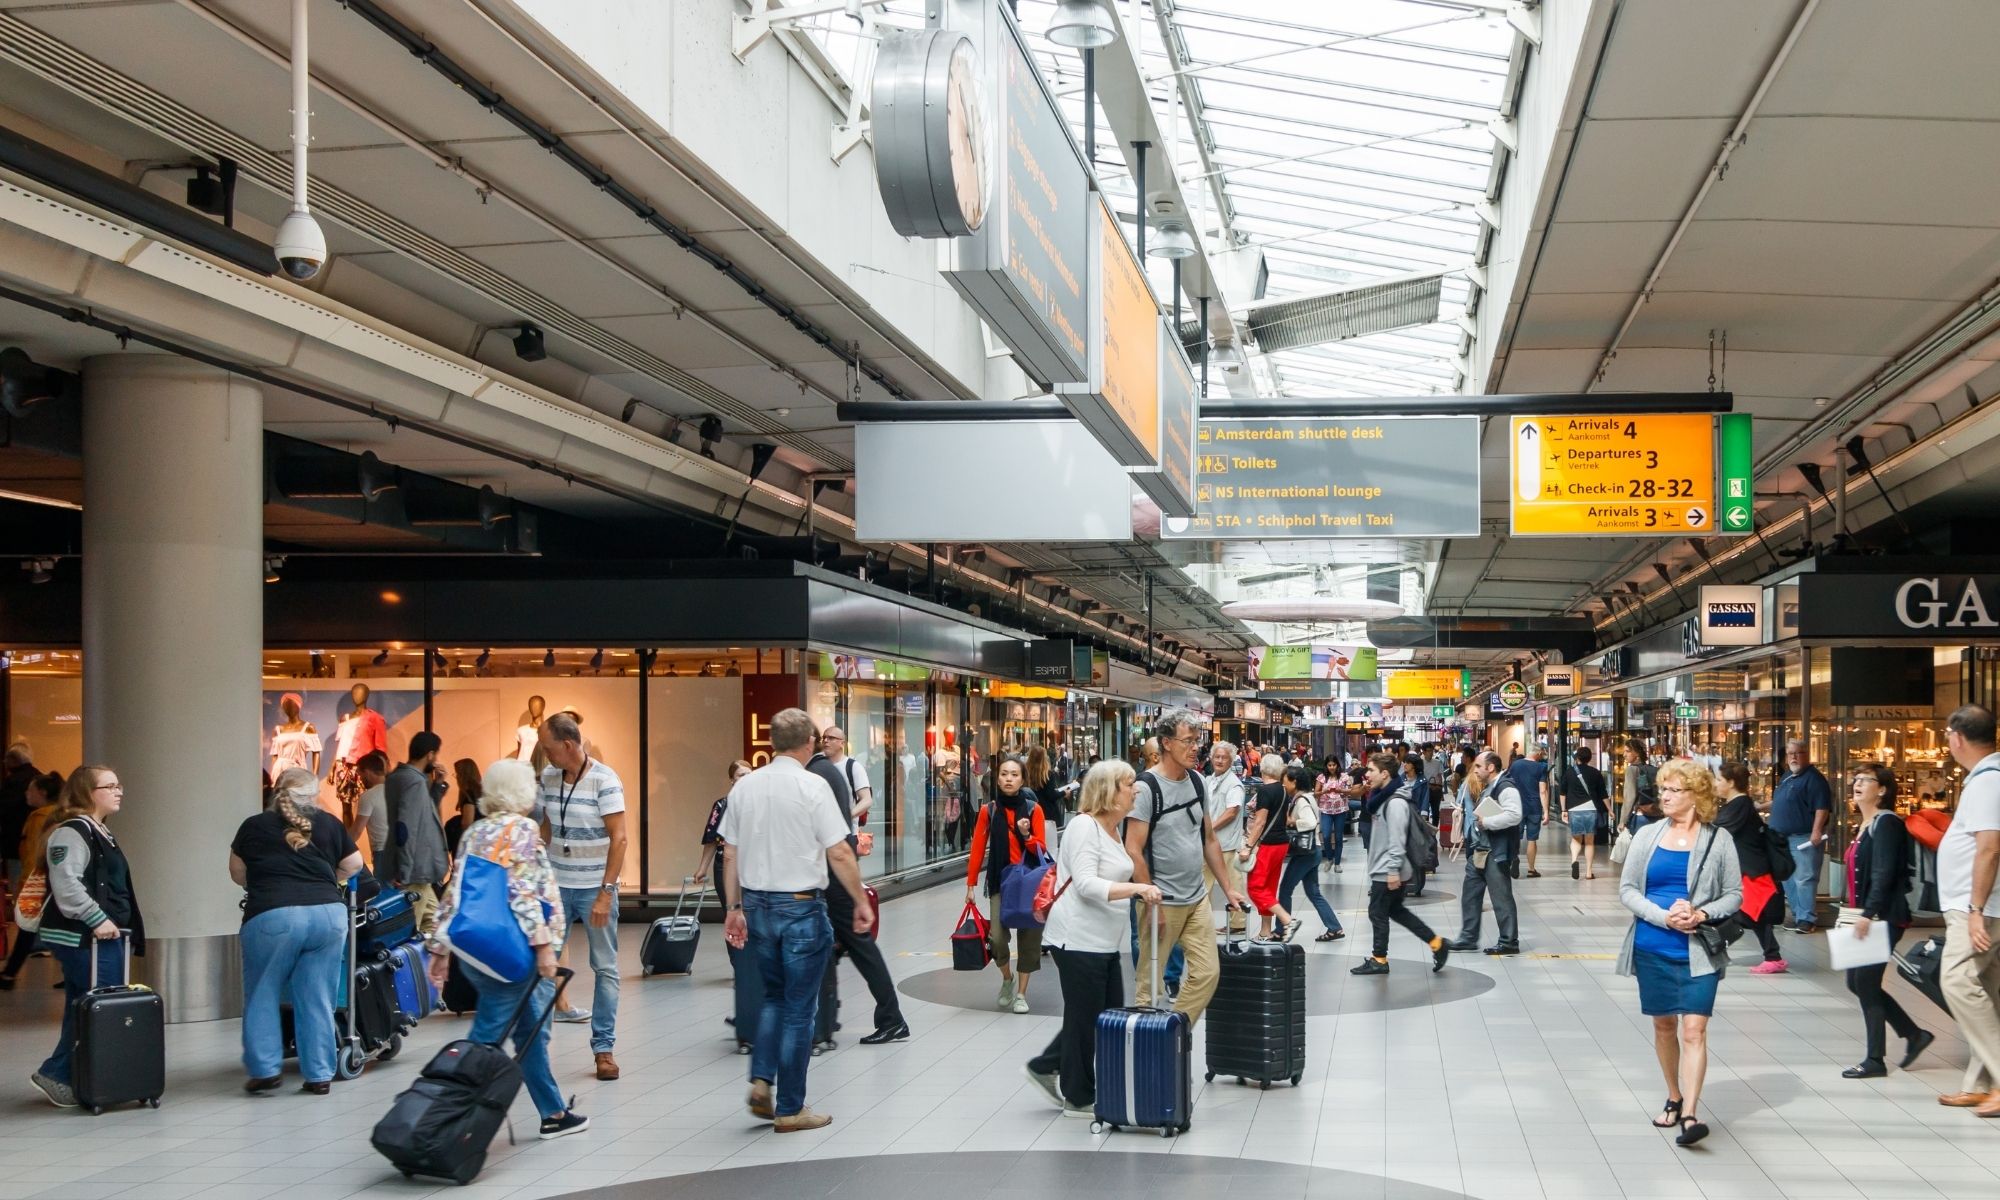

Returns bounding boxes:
[673,876,705,921]
[1141,898,1168,1012]
[87,928,132,991]
[492,965,575,1062]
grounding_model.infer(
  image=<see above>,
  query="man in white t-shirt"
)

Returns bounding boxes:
[536,712,629,1082]
[1938,705,2000,1116]
[1206,741,1248,934]
[721,707,872,1133]
[821,726,871,829]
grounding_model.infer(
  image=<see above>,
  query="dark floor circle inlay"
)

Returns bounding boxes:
[898,950,1495,1017]
[548,1151,1477,1200]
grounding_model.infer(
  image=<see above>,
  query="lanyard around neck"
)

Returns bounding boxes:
[556,758,591,836]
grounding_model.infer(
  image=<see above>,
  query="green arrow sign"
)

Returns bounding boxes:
[1718,414,1752,535]
[1674,703,1700,720]
[1431,705,1455,719]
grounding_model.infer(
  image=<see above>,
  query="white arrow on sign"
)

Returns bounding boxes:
[1724,505,1750,529]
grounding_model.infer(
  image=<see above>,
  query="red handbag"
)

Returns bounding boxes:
[1031,865,1070,923]
[950,900,991,970]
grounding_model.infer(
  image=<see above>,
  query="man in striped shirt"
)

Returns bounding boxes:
[537,711,629,1081]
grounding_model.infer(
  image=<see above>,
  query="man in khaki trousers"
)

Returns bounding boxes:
[1206,742,1249,935]
[1936,706,2000,1117]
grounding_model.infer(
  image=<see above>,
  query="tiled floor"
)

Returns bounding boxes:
[2,832,1996,1200]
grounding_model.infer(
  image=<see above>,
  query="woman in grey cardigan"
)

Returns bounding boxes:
[1617,760,1742,1148]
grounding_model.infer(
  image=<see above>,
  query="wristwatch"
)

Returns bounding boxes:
[729,903,745,912]
[599,882,618,895]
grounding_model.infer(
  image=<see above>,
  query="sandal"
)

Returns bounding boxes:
[1651,1098,1683,1128]
[1675,1116,1710,1147]
[1316,929,1343,942]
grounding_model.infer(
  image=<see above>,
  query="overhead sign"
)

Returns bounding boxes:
[1698,584,1765,647]
[1541,667,1578,697]
[1674,703,1700,721]
[1130,323,1197,515]
[1026,638,1075,682]
[1257,679,1335,700]
[1492,680,1531,712]
[1718,413,1753,534]
[1384,668,1469,700]
[1161,417,1480,539]
[940,6,1089,386]
[855,420,1133,540]
[1509,414,1716,536]
[1431,705,1456,720]
[1247,644,1379,682]
[1797,572,2000,639]
[1057,199,1160,467]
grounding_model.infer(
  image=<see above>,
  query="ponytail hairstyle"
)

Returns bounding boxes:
[45,765,113,859]
[271,767,321,850]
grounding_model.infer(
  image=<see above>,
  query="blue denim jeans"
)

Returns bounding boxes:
[467,970,566,1120]
[1320,811,1347,865]
[1128,901,1183,987]
[556,886,620,1052]
[1783,835,1822,928]
[1279,853,1341,932]
[40,938,124,1084]
[744,891,834,1117]
[241,902,346,1083]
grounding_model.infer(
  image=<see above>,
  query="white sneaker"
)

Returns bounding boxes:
[997,978,1015,1011]
[554,1007,592,1024]
[1012,992,1031,1014]
[1023,1065,1063,1109]
[1061,1103,1095,1118]
[1334,864,1343,873]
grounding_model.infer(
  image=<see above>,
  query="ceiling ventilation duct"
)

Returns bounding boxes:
[1240,273,1444,354]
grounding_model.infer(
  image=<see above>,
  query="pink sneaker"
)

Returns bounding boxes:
[1751,959,1788,975]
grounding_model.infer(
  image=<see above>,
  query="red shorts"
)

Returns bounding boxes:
[1248,843,1290,915]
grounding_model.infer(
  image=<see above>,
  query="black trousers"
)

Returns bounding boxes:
[1368,879,1437,958]
[1847,925,1920,1061]
[1751,899,1784,963]
[1028,947,1123,1106]
[824,884,903,1031]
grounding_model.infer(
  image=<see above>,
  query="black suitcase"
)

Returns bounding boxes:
[641,879,702,976]
[1893,934,1951,1015]
[372,969,571,1185]
[73,934,165,1114]
[353,956,408,1051]
[812,947,842,1048]
[1205,934,1306,1089]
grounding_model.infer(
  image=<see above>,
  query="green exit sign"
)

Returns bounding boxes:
[1674,703,1699,720]
[1431,705,1455,719]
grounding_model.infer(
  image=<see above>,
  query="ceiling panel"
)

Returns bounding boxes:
[1659,220,2000,300]
[1698,118,2000,227]
[1546,119,1735,224]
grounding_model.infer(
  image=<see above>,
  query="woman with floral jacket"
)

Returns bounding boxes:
[425,758,587,1140]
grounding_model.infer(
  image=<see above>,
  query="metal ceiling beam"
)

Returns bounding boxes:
[838,392,1733,422]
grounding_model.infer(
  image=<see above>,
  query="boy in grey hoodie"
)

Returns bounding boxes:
[1352,752,1449,976]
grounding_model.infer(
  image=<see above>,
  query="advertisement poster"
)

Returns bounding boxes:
[1247,644,1379,682]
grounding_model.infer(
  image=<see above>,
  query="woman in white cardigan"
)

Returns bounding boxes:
[1617,760,1743,1148]
[1023,759,1162,1115]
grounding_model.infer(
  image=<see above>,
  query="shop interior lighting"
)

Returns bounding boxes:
[264,555,284,584]
[22,558,54,585]
[1047,0,1118,49]
[510,323,546,363]
[1147,221,1197,261]
[371,648,390,666]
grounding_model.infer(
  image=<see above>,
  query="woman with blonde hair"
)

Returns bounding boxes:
[30,767,146,1109]
[1617,759,1742,1147]
[423,759,587,1139]
[1023,760,1161,1114]
[230,767,363,1095]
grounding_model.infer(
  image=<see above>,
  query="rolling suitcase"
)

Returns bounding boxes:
[641,878,702,976]
[372,969,571,1185]
[1092,901,1192,1138]
[353,956,408,1051]
[382,942,435,1022]
[357,889,418,957]
[1893,935,1951,1014]
[72,933,164,1115]
[1205,932,1306,1088]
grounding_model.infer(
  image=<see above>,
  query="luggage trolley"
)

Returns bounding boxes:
[332,876,414,1079]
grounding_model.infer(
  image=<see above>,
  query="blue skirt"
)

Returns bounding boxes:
[1635,948,1719,1017]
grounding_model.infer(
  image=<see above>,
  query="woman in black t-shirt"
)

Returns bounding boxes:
[229,767,361,1096]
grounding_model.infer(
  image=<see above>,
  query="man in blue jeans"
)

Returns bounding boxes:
[537,712,629,1081]
[721,707,874,1133]
[1769,738,1832,933]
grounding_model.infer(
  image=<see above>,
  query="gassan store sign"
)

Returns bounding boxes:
[1798,572,2000,638]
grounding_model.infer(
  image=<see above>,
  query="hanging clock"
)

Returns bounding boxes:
[874,30,991,239]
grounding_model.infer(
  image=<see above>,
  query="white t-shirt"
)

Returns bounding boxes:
[536,759,628,891]
[1041,815,1134,954]
[717,755,850,892]
[1206,771,1246,852]
[1939,753,2000,918]
[355,783,388,859]
[831,754,871,832]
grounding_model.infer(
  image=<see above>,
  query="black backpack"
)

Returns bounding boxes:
[1635,762,1658,804]
[1138,770,1210,879]
[1401,792,1440,874]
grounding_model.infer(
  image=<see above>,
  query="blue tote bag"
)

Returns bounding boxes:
[437,854,534,983]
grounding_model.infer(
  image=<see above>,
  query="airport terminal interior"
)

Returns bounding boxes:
[2,0,2000,1197]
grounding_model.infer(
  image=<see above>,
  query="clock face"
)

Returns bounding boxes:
[943,40,990,234]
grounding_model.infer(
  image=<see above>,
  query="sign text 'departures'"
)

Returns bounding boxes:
[1509,414,1716,536]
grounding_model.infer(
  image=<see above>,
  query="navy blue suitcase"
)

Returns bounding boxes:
[381,942,435,1022]
[1092,902,1192,1137]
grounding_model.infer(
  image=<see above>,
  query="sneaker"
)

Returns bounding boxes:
[1164,978,1182,1000]
[773,1108,833,1133]
[997,977,1016,1011]
[1334,864,1343,873]
[1791,924,1819,935]
[1012,992,1031,1014]
[1350,958,1391,976]
[811,1039,837,1056]
[553,1007,592,1024]
[539,1112,590,1139]
[1023,1065,1064,1109]
[1061,1102,1095,1118]
[1431,939,1451,973]
[1750,959,1788,975]
[29,1073,77,1109]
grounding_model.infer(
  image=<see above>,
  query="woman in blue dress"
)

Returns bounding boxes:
[1616,759,1742,1148]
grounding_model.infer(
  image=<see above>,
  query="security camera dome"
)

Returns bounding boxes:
[273,208,327,281]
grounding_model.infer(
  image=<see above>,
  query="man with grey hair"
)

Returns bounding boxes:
[722,707,873,1132]
[1448,751,1522,956]
[1127,709,1247,1023]
[1206,740,1248,935]
[538,710,630,1081]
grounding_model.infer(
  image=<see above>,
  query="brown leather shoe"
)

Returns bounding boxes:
[773,1108,832,1132]
[594,1052,620,1081]
[747,1080,774,1120]
[1976,1094,2000,1118]
[1937,1091,1994,1108]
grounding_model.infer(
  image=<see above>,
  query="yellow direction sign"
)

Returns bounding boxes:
[1509,414,1716,536]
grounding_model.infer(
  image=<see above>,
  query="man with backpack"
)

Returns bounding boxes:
[1351,753,1450,976]
[1124,709,1247,1023]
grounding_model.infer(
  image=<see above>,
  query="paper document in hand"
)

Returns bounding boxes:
[1474,796,1506,826]
[1827,919,1891,970]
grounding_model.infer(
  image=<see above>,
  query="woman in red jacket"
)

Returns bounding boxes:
[966,756,1047,1014]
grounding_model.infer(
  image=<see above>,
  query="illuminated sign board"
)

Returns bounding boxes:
[1162,416,1480,539]
[1509,414,1717,536]
[1384,669,1470,700]
[1131,326,1197,515]
[1057,199,1160,466]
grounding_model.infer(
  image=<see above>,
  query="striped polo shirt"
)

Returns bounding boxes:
[538,758,627,891]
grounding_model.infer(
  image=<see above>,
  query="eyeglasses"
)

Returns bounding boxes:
[92,783,123,792]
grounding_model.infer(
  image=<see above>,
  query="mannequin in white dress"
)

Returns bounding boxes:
[270,693,322,778]
[515,694,546,761]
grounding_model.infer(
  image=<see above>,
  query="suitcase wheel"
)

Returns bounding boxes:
[1291,1074,1302,1086]
[1159,1127,1174,1139]
[399,1171,414,1179]
[148,1098,160,1109]
[1203,1071,1214,1082]
[379,1033,402,1063]
[1259,1080,1271,1091]
[642,966,652,977]
[90,1106,102,1116]
[337,1044,365,1080]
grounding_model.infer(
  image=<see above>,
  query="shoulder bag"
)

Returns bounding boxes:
[1286,794,1321,859]
[1687,830,1742,961]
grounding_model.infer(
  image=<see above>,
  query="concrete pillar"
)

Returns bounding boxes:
[82,355,262,1023]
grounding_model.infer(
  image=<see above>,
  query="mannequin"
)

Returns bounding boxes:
[269,692,322,778]
[515,694,546,761]
[331,683,389,823]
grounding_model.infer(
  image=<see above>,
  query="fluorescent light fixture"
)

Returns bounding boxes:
[0,488,80,511]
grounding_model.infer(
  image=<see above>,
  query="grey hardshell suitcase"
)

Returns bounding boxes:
[641,879,702,976]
